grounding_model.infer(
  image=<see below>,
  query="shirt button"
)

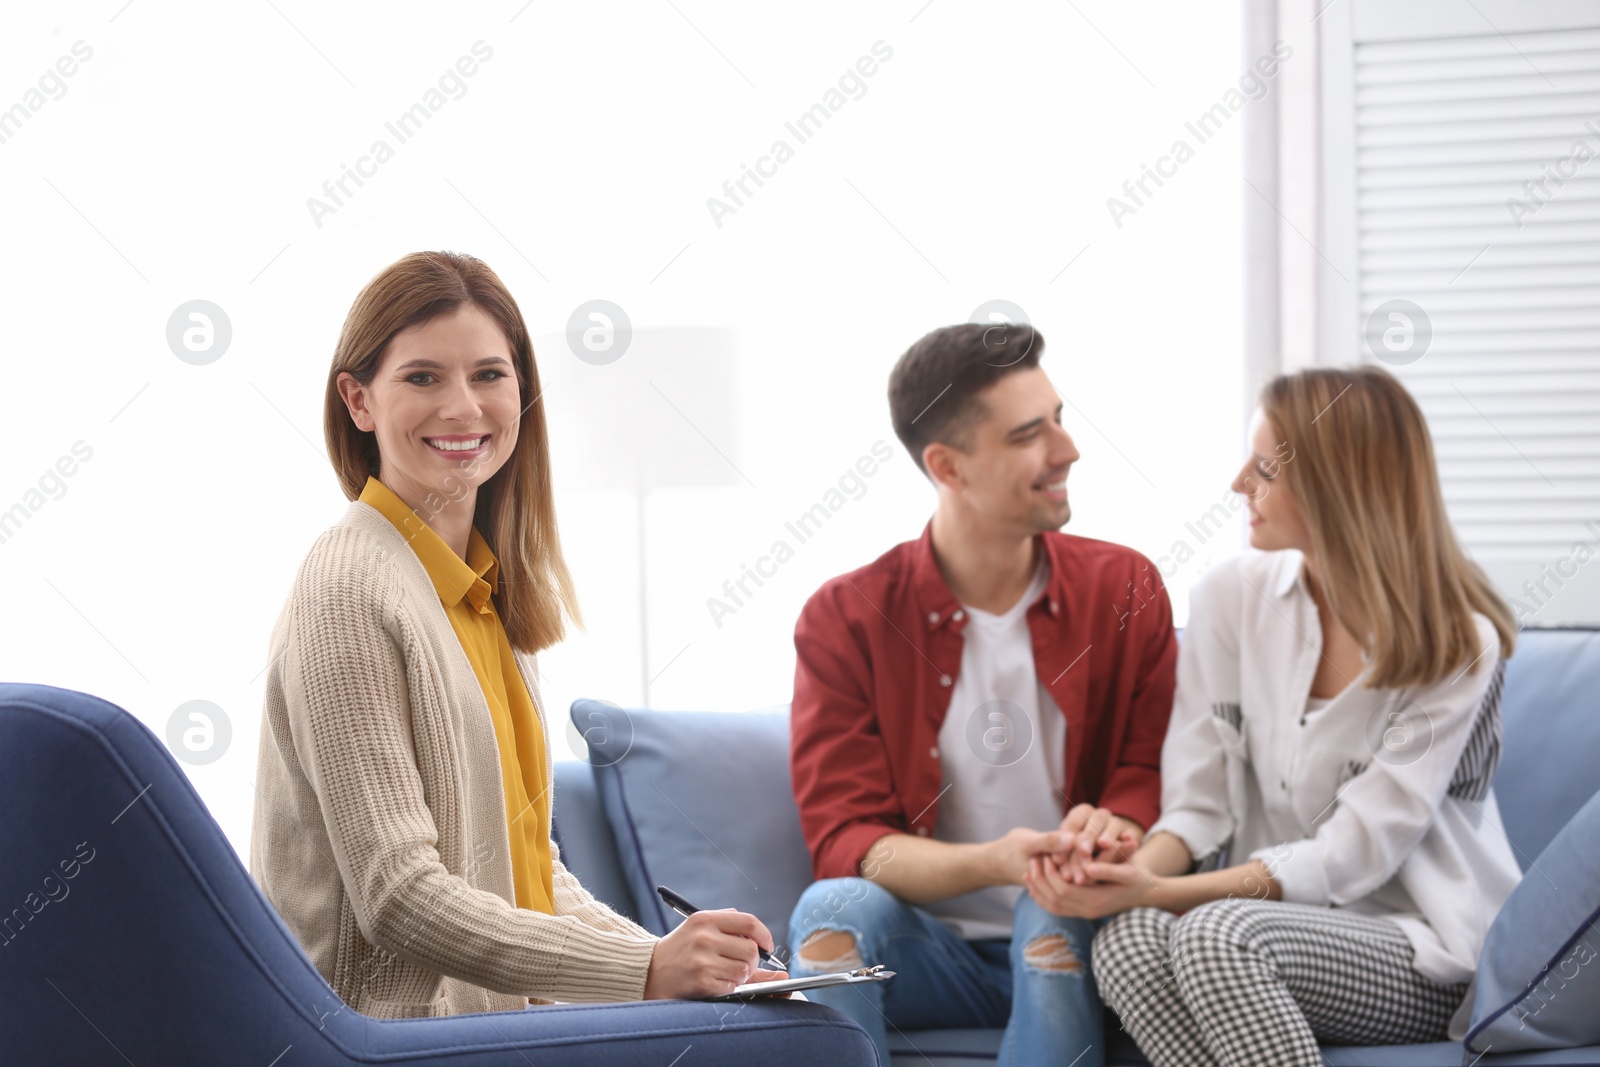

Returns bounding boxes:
[952,610,964,621]
[916,826,930,837]
[1280,780,1288,791]
[939,674,952,687]
[929,746,940,759]
[929,612,940,624]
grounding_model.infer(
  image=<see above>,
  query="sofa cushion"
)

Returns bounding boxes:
[1465,787,1600,1054]
[1494,629,1600,866]
[569,700,815,957]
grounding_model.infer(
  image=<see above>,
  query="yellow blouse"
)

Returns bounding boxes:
[359,477,554,915]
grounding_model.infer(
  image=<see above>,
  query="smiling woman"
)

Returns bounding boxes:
[251,251,786,1019]
[319,250,575,652]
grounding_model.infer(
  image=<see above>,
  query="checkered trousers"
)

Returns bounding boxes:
[1092,900,1468,1067]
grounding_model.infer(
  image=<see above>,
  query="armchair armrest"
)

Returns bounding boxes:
[359,999,878,1067]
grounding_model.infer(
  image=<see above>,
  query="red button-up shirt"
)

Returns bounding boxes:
[790,519,1178,881]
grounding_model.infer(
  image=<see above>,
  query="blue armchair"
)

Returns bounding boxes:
[0,683,877,1066]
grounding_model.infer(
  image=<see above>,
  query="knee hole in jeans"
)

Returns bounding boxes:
[1022,933,1084,974]
[796,928,863,971]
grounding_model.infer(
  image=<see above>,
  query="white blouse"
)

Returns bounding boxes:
[1149,549,1522,988]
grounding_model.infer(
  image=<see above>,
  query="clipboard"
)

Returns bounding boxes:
[707,964,896,1001]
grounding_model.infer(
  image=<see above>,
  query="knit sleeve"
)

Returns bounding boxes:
[550,847,656,940]
[277,531,656,1003]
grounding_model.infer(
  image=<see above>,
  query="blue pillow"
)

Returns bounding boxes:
[569,700,815,961]
[1465,788,1600,1054]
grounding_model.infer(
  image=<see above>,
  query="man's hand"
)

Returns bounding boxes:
[1051,805,1144,884]
[643,909,786,999]
[1022,854,1158,919]
[985,827,1066,886]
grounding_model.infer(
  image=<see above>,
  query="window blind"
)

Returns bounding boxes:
[1339,13,1600,622]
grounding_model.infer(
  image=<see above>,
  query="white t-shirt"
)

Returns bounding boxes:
[925,555,1068,940]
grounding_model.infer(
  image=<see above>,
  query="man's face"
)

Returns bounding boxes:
[931,367,1082,532]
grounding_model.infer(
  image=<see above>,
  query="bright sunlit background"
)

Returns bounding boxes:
[0,0,1254,861]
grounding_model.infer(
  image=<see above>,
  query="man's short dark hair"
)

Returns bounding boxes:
[888,322,1044,478]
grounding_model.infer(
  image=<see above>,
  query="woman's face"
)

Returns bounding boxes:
[1232,407,1310,554]
[337,304,522,510]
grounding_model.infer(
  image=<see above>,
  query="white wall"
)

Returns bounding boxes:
[0,0,1257,861]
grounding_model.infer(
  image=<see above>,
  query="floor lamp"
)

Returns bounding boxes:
[541,326,743,707]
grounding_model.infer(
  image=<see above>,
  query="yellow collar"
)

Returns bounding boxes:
[359,477,498,613]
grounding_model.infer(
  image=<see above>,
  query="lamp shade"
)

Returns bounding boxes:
[537,326,744,494]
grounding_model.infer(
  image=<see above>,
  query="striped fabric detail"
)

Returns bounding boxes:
[1212,702,1243,731]
[1448,658,1506,802]
[1338,759,1370,788]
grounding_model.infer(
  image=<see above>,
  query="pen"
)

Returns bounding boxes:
[656,885,786,972]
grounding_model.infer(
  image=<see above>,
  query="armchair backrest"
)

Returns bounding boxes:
[0,683,359,1063]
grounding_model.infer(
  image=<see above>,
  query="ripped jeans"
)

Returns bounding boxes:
[788,878,1104,1067]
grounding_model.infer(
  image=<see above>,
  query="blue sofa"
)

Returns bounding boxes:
[0,683,876,1066]
[554,627,1600,1066]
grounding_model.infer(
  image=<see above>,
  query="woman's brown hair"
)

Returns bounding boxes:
[1261,365,1515,689]
[323,250,583,654]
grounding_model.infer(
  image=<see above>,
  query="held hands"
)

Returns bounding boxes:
[985,810,1141,890]
[642,909,789,999]
[1049,804,1143,884]
[987,827,1068,885]
[1022,852,1158,919]
[1013,805,1154,919]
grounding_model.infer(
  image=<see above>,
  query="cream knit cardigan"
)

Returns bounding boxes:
[250,501,658,1019]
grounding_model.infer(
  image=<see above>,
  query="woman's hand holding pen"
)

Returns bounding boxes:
[642,909,788,999]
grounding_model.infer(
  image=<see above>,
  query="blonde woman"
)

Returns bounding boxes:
[1019,366,1521,1064]
[250,251,783,1018]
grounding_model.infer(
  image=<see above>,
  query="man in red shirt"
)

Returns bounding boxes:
[786,322,1177,1066]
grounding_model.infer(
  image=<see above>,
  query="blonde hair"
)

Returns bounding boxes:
[323,250,583,654]
[1261,365,1514,688]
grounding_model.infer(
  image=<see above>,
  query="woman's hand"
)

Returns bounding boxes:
[1051,804,1144,883]
[642,909,786,999]
[1022,854,1161,919]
